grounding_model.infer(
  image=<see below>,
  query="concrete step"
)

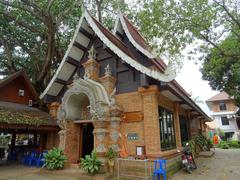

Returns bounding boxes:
[198,151,215,157]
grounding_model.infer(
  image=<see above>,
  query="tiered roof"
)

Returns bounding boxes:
[40,10,211,121]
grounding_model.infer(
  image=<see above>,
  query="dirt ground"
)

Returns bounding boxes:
[170,148,240,180]
[0,148,239,180]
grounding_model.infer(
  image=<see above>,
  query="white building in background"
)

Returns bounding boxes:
[206,91,240,140]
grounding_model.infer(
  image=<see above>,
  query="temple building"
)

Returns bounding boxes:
[41,10,211,164]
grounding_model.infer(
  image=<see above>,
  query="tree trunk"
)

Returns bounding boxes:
[37,19,55,89]
[96,0,103,23]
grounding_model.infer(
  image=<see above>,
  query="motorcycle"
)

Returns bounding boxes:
[181,142,197,173]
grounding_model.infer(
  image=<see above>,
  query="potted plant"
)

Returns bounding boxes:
[80,150,102,175]
[44,148,67,170]
[106,148,117,173]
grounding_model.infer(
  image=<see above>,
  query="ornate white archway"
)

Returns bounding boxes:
[58,75,110,122]
[57,75,122,160]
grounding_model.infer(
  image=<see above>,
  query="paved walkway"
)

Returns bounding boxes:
[171,148,240,180]
[0,148,239,180]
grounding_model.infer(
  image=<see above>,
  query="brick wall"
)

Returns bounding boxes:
[46,132,59,149]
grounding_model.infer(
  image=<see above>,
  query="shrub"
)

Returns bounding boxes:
[44,148,67,170]
[0,135,9,148]
[218,141,229,149]
[228,141,240,148]
[80,150,102,174]
[106,148,117,159]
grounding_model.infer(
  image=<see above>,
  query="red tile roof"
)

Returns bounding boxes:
[206,91,233,102]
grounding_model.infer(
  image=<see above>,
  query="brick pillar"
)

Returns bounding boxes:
[174,102,182,149]
[48,102,60,119]
[64,121,79,163]
[82,59,100,81]
[138,85,160,154]
[99,75,116,95]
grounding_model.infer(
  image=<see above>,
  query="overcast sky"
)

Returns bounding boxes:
[175,58,219,115]
[176,59,219,101]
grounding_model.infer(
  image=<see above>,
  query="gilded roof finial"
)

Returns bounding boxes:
[88,45,97,60]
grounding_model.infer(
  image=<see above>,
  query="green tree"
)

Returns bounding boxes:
[0,0,83,91]
[202,34,240,107]
[136,0,240,106]
[0,0,130,92]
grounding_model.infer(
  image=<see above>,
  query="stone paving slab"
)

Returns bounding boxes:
[170,148,240,180]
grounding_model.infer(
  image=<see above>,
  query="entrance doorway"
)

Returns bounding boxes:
[81,123,94,158]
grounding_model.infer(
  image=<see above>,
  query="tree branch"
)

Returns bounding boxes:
[46,0,55,12]
[1,11,40,34]
[56,0,83,26]
[213,0,240,29]
[0,0,44,21]
[200,33,227,56]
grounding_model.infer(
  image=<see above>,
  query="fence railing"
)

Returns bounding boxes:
[117,158,152,180]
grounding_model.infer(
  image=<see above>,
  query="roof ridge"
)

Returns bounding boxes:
[91,15,137,60]
[206,91,232,102]
[122,15,149,47]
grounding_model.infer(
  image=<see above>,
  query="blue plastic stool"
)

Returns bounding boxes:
[152,159,167,180]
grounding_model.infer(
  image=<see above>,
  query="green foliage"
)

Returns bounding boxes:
[106,148,117,159]
[80,150,102,174]
[44,148,67,170]
[0,0,131,92]
[218,141,230,149]
[1,0,239,100]
[227,140,240,148]
[0,135,10,148]
[188,134,211,156]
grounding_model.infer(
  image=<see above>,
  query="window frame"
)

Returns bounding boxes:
[159,106,176,151]
[219,102,227,111]
[221,116,229,126]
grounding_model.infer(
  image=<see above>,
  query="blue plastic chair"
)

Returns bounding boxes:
[26,151,36,166]
[22,151,30,165]
[35,153,45,167]
[152,159,167,180]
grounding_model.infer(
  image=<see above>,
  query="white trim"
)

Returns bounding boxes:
[118,14,156,59]
[40,14,87,99]
[113,13,176,81]
[84,11,176,83]
[41,11,176,99]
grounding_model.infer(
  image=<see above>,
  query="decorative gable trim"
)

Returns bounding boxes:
[41,10,176,100]
[84,11,176,82]
[113,14,156,59]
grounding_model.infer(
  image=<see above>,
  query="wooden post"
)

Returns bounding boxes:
[11,133,16,149]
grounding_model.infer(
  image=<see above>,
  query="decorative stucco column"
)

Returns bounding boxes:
[174,102,182,149]
[93,120,109,160]
[138,85,161,154]
[108,105,123,152]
